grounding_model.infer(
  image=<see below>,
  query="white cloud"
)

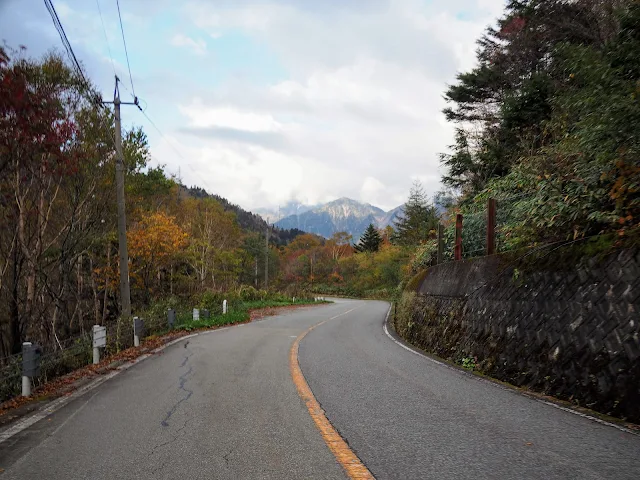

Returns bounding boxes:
[171,54,458,209]
[180,99,282,132]
[170,33,207,55]
[360,176,386,206]
[1,0,506,212]
[168,0,505,210]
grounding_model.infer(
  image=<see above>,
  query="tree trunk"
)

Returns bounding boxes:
[254,257,258,287]
[9,246,22,354]
[90,256,101,325]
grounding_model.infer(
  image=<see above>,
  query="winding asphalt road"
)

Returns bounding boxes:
[1,298,639,479]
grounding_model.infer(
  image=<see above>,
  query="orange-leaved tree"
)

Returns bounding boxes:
[128,211,188,297]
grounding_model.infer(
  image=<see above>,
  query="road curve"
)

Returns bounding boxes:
[1,298,639,479]
[0,301,352,480]
[299,299,640,479]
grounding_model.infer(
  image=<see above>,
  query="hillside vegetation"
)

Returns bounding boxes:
[1,0,638,359]
[0,48,313,359]
[278,0,640,298]
[442,0,639,248]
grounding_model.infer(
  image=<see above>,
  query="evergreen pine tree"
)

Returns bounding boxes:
[393,181,439,246]
[355,224,382,253]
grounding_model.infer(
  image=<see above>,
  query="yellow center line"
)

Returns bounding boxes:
[289,307,375,479]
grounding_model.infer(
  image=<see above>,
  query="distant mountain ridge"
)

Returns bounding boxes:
[254,201,314,224]
[268,197,404,241]
[184,186,307,245]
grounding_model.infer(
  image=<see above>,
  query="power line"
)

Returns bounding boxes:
[44,0,107,111]
[42,0,193,198]
[139,108,217,194]
[42,1,206,195]
[115,0,136,98]
[43,0,88,88]
[43,0,122,158]
[110,82,196,187]
[132,100,190,164]
[95,0,116,76]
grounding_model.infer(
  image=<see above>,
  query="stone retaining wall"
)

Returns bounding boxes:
[395,242,640,422]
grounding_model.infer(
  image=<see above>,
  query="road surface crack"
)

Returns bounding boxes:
[149,416,194,460]
[160,347,194,427]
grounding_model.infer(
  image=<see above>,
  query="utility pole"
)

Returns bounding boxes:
[104,76,138,319]
[265,227,270,289]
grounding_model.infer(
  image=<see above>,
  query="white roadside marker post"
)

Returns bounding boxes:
[21,342,32,397]
[133,316,143,347]
[21,342,41,397]
[93,325,107,365]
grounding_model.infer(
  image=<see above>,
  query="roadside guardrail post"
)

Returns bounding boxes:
[93,325,107,364]
[168,308,175,329]
[133,317,144,347]
[22,342,41,397]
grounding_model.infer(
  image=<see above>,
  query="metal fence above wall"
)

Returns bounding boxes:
[436,194,537,264]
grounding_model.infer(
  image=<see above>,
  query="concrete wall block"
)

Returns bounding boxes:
[623,338,640,362]
[604,331,622,354]
[407,245,640,422]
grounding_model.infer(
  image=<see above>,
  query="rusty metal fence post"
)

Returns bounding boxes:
[437,224,444,264]
[455,214,463,261]
[487,198,496,255]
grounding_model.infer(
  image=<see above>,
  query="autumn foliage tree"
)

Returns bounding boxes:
[128,211,188,297]
[0,46,315,363]
[0,48,115,355]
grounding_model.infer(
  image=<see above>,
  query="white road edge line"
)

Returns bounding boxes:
[0,302,338,445]
[382,304,638,436]
[383,305,444,367]
[0,326,230,445]
[49,391,99,437]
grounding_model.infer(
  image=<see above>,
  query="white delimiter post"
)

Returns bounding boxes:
[133,317,140,347]
[21,342,31,397]
[22,376,30,397]
[223,300,228,314]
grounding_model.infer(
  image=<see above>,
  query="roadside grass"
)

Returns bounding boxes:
[0,297,329,409]
[175,299,326,331]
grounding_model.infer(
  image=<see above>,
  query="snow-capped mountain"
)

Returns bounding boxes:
[272,198,404,241]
